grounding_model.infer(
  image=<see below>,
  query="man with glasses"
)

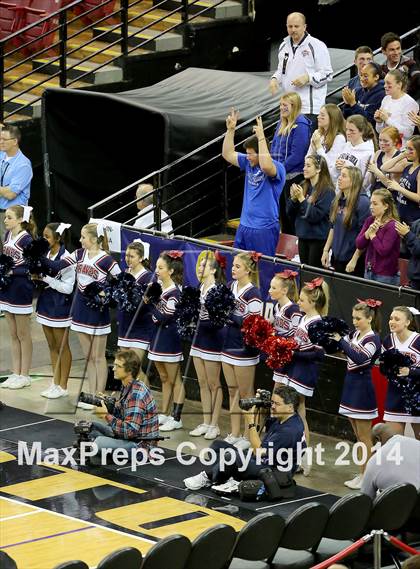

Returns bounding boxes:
[184,385,305,491]
[0,125,33,250]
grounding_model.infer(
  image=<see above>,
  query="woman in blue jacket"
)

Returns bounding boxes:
[271,92,312,235]
[286,155,335,267]
[342,62,385,127]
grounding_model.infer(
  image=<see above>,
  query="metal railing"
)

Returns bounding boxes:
[0,0,249,120]
[88,24,420,238]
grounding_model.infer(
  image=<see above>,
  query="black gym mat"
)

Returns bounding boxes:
[0,405,54,430]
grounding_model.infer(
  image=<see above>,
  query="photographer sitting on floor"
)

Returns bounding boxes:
[183,385,306,491]
[87,350,158,465]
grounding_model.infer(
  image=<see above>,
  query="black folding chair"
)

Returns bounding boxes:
[366,483,418,531]
[141,534,191,569]
[53,561,89,569]
[97,547,142,569]
[185,524,237,569]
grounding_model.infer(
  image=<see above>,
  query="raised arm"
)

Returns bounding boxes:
[222,108,240,167]
[253,116,277,177]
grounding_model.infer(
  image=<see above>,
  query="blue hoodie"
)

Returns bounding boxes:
[342,80,385,127]
[270,114,312,175]
[403,219,420,284]
[331,192,371,262]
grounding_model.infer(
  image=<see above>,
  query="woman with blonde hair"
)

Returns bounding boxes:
[307,103,346,184]
[41,222,121,403]
[271,92,312,234]
[321,166,370,276]
[189,250,227,440]
[353,189,400,285]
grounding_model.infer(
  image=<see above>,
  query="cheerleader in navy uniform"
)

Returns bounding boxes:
[189,250,227,440]
[36,223,75,399]
[147,250,185,432]
[0,205,36,390]
[282,277,329,465]
[42,223,120,403]
[332,299,381,489]
[268,269,301,384]
[221,251,263,450]
[117,240,153,383]
[383,306,420,439]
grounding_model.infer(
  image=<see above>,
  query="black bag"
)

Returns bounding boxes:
[259,468,296,501]
[238,480,265,502]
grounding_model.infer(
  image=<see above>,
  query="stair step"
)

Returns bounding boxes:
[32,57,123,84]
[226,218,240,229]
[3,88,41,118]
[152,0,243,19]
[127,8,211,31]
[67,39,151,63]
[92,24,183,51]
[201,234,235,245]
[4,71,90,96]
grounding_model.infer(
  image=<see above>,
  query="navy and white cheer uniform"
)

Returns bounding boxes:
[338,331,381,420]
[221,281,262,366]
[382,332,420,424]
[43,248,120,335]
[117,268,153,350]
[148,285,183,363]
[272,300,301,383]
[278,314,324,397]
[36,245,75,328]
[190,283,225,362]
[0,230,33,314]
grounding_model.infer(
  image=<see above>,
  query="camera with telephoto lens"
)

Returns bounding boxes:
[239,389,272,411]
[79,392,117,414]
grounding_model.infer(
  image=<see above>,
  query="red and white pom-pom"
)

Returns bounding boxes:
[261,335,297,370]
[242,314,274,349]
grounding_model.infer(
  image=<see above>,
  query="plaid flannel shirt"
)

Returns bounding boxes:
[106,380,158,448]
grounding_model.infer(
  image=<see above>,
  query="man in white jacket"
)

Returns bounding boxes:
[270,13,333,126]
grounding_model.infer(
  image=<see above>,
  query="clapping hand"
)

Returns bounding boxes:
[395,221,410,237]
[311,129,322,150]
[387,179,401,193]
[342,86,356,106]
[366,219,381,239]
[408,111,420,127]
[226,108,239,131]
[335,158,345,170]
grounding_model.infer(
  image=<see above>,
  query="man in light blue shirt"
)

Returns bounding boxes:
[0,125,33,249]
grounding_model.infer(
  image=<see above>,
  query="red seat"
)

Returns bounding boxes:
[399,258,409,286]
[0,0,29,45]
[276,233,299,260]
[73,0,116,25]
[20,0,63,55]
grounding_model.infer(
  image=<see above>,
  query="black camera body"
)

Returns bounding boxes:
[79,392,117,414]
[239,389,272,411]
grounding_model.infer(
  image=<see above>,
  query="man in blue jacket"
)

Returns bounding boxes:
[222,110,286,257]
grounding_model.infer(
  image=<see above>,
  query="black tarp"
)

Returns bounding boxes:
[43,67,277,235]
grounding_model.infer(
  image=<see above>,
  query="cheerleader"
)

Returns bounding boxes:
[281,277,329,459]
[42,223,120,403]
[221,251,262,450]
[117,240,153,383]
[36,223,75,399]
[382,306,420,439]
[146,250,184,432]
[189,250,227,440]
[333,299,381,489]
[0,205,36,390]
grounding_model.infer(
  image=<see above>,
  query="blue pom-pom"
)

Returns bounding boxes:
[83,281,112,312]
[204,283,236,329]
[144,281,162,305]
[0,253,14,291]
[176,286,201,340]
[22,237,50,275]
[379,348,412,379]
[307,317,350,353]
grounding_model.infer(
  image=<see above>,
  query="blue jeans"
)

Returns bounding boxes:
[364,269,400,286]
[90,421,138,464]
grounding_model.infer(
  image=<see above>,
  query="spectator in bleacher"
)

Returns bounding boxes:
[342,62,385,127]
[270,92,311,235]
[0,125,33,251]
[133,183,173,234]
[222,110,285,256]
[286,155,335,267]
[382,135,420,225]
[269,12,333,128]
[334,115,377,192]
[396,218,420,290]
[306,104,346,186]
[367,126,402,191]
[375,69,419,148]
[380,32,420,100]
[321,166,370,276]
[352,189,400,285]
[346,46,374,92]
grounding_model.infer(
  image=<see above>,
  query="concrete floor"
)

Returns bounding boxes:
[0,310,381,498]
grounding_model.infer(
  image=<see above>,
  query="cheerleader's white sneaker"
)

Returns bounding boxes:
[344,474,363,489]
[224,434,242,445]
[189,423,210,436]
[1,374,20,388]
[45,385,68,399]
[204,426,220,440]
[41,384,56,397]
[8,375,31,389]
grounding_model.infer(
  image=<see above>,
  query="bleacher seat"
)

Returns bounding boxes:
[399,258,409,286]
[0,0,28,44]
[276,233,299,260]
[73,0,116,25]
[185,524,237,569]
[97,546,142,569]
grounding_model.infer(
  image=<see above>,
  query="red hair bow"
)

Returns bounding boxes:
[304,276,324,290]
[250,251,262,263]
[214,251,227,270]
[276,269,298,280]
[357,298,382,308]
[166,250,183,259]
